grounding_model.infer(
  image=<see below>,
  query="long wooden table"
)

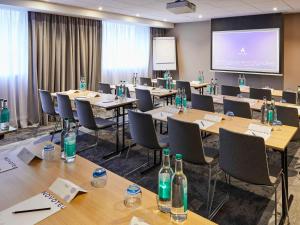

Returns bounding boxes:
[51,90,137,159]
[147,106,297,225]
[0,141,216,225]
[0,126,17,140]
[239,85,284,97]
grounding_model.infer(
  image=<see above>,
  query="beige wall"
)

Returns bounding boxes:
[166,21,214,82]
[284,14,300,91]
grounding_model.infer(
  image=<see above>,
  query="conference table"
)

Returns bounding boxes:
[51,90,137,159]
[147,106,297,225]
[0,126,17,140]
[211,94,300,117]
[0,141,216,225]
[239,85,283,97]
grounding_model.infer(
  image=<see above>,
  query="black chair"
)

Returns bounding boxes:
[223,99,252,119]
[126,110,169,175]
[56,93,78,122]
[75,99,116,151]
[214,128,289,224]
[157,78,167,88]
[250,88,272,101]
[168,117,219,216]
[99,83,112,94]
[276,105,300,141]
[282,91,297,104]
[140,77,152,86]
[39,89,60,142]
[221,85,240,97]
[191,93,215,112]
[135,88,154,112]
[176,81,192,101]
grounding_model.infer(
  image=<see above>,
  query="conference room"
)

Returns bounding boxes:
[1,0,300,224]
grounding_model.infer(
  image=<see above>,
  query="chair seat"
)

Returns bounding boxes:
[95,117,116,129]
[203,146,219,164]
[157,134,169,149]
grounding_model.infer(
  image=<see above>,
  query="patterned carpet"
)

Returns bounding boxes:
[1,107,299,225]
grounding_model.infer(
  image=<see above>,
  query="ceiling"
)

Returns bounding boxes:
[40,0,300,23]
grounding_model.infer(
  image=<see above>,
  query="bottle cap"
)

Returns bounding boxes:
[127,184,141,195]
[163,148,170,155]
[175,154,182,160]
[93,167,107,178]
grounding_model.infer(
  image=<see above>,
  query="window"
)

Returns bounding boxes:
[102,21,150,84]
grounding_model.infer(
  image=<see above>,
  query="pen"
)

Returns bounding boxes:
[12,207,51,214]
[201,121,205,127]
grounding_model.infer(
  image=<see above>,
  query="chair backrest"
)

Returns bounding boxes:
[221,85,241,97]
[282,91,297,104]
[176,81,191,101]
[157,79,167,88]
[276,105,299,128]
[56,93,74,120]
[75,99,97,130]
[99,83,112,94]
[140,77,152,86]
[219,128,272,185]
[39,89,56,116]
[135,88,154,112]
[116,86,131,98]
[168,117,207,164]
[250,88,271,101]
[223,99,252,119]
[191,94,215,112]
[128,110,161,149]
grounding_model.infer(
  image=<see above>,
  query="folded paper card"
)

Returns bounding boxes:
[204,114,223,123]
[0,191,65,225]
[0,157,17,173]
[129,217,150,225]
[49,178,87,203]
[17,148,42,165]
[194,120,215,130]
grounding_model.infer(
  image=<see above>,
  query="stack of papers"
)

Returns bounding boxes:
[194,120,215,129]
[245,123,272,140]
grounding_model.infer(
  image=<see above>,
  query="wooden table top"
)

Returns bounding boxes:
[151,79,209,89]
[52,90,137,110]
[239,86,283,97]
[0,141,216,225]
[147,107,297,151]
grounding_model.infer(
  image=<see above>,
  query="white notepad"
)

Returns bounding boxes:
[245,123,272,141]
[0,157,17,174]
[204,114,223,123]
[194,119,215,129]
[0,191,65,225]
[153,112,173,121]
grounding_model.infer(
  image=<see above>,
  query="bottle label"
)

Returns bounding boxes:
[64,138,76,158]
[268,110,273,123]
[183,98,187,108]
[159,173,171,201]
[183,186,187,212]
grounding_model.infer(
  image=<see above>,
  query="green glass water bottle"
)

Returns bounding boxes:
[64,119,76,163]
[1,100,10,131]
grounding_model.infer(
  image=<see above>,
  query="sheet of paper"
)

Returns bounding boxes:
[204,114,223,123]
[248,123,272,135]
[0,157,17,173]
[0,191,65,225]
[153,112,173,121]
[129,217,150,225]
[194,119,216,130]
[245,130,270,141]
[49,178,87,203]
[17,148,40,165]
[165,107,180,114]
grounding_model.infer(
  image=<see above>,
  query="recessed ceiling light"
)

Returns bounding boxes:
[98,6,103,10]
[136,13,140,17]
[273,7,278,11]
[198,14,203,19]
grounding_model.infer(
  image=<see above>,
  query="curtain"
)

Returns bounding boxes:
[28,12,101,125]
[102,21,150,84]
[149,28,167,78]
[0,7,28,128]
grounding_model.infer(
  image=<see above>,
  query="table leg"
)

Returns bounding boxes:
[0,134,4,140]
[122,106,125,150]
[166,96,169,105]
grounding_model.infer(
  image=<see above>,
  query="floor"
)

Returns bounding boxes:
[0,110,300,225]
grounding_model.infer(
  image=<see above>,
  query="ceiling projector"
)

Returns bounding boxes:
[167,0,196,14]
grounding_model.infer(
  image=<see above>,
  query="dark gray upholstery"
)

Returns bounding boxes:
[157,79,167,88]
[223,99,252,119]
[219,128,273,186]
[221,85,241,97]
[191,94,215,112]
[56,93,77,121]
[176,80,191,101]
[135,88,154,112]
[75,99,115,131]
[250,88,271,101]
[128,110,167,149]
[282,91,297,104]
[39,89,57,116]
[99,83,112,94]
[168,117,218,164]
[140,77,152,86]
[276,105,300,140]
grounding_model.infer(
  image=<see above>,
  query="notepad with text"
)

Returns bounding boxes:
[245,123,272,140]
[0,157,17,174]
[194,120,216,129]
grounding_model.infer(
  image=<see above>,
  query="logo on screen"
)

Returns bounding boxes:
[238,48,247,56]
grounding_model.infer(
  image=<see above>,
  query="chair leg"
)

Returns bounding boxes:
[281,171,290,224]
[51,117,60,142]
[207,165,212,211]
[126,139,132,159]
[274,186,278,225]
